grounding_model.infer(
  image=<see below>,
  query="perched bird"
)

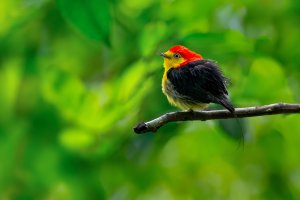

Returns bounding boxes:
[160,45,235,113]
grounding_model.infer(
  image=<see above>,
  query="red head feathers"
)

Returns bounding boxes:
[169,45,203,66]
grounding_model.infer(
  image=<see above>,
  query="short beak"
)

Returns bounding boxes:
[159,52,171,59]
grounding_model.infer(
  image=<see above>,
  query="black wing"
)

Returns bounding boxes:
[167,60,234,112]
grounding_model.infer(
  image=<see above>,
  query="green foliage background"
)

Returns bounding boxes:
[1,0,300,199]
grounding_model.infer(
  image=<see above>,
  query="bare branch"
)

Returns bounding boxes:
[133,103,300,134]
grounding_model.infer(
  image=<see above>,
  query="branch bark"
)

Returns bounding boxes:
[134,103,300,134]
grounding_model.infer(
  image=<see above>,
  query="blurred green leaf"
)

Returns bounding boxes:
[41,67,85,119]
[241,57,294,104]
[182,30,253,59]
[57,0,111,45]
[139,23,167,57]
[59,128,95,151]
[0,59,22,120]
[117,60,148,101]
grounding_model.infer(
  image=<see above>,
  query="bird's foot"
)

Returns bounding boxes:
[186,109,194,113]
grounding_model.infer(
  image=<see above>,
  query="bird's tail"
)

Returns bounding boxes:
[218,98,235,114]
[218,97,245,148]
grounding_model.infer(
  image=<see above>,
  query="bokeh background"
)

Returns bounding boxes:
[1,0,300,199]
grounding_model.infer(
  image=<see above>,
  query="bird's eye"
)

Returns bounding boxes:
[173,53,181,59]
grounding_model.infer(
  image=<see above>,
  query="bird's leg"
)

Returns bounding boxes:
[187,108,210,112]
[185,109,195,119]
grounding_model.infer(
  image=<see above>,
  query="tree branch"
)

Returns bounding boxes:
[134,103,300,134]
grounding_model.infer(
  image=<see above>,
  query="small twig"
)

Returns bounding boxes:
[133,103,300,134]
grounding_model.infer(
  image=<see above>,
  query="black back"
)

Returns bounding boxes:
[167,59,234,112]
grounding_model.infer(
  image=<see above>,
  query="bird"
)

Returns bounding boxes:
[160,45,235,113]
